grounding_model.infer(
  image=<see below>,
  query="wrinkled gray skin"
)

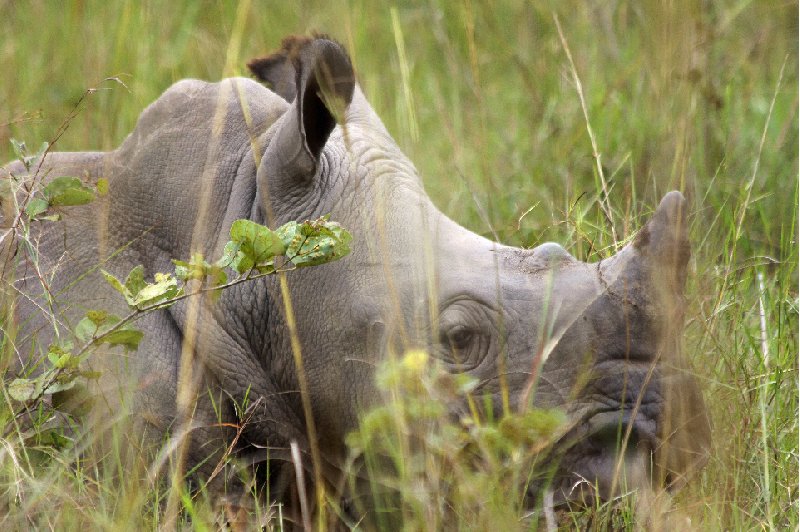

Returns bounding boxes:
[2,37,709,513]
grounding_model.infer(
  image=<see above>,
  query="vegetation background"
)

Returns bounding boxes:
[0,0,796,529]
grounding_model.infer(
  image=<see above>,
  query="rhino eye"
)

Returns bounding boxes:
[446,326,474,351]
[439,325,482,369]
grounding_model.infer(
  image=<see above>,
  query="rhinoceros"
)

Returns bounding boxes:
[1,35,709,519]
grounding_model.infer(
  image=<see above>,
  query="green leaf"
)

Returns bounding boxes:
[229,219,285,272]
[101,329,144,351]
[215,241,240,269]
[44,343,78,370]
[25,198,49,218]
[132,272,181,308]
[124,265,147,298]
[43,176,96,206]
[96,177,109,196]
[288,219,352,269]
[75,318,98,343]
[219,218,351,276]
[103,267,181,309]
[8,377,42,402]
[75,312,119,343]
[8,371,77,402]
[101,270,130,300]
[75,311,142,351]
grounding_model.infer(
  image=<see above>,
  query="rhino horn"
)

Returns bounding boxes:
[257,36,355,208]
[634,190,690,294]
[614,191,711,488]
[599,190,690,313]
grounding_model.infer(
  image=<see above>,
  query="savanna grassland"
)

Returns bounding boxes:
[0,1,797,530]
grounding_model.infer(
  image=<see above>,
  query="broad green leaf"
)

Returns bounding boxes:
[51,353,79,369]
[101,270,130,300]
[103,267,181,309]
[215,241,240,269]
[45,343,78,369]
[8,377,42,402]
[233,253,255,275]
[47,343,71,366]
[124,265,147,298]
[220,217,351,275]
[75,311,141,350]
[132,272,181,308]
[43,176,95,206]
[289,220,352,268]
[276,221,300,251]
[101,329,144,351]
[25,198,49,218]
[8,371,77,402]
[75,317,98,343]
[229,219,285,271]
[75,312,119,343]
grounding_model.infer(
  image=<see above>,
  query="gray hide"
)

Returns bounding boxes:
[1,36,709,510]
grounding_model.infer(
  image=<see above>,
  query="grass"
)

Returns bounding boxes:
[0,0,797,529]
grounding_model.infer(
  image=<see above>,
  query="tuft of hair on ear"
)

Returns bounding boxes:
[247,33,349,102]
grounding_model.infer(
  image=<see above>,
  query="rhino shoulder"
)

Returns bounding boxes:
[127,77,289,149]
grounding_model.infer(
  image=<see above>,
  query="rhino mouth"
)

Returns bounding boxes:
[527,410,661,510]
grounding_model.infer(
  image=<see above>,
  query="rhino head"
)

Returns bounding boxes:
[247,36,710,506]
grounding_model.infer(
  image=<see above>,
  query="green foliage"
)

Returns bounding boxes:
[222,219,286,274]
[346,350,567,529]
[74,311,143,351]
[10,139,48,172]
[278,218,352,268]
[7,140,102,221]
[42,176,95,207]
[220,217,352,274]
[102,266,183,310]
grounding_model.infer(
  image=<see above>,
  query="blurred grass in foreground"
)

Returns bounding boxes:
[0,0,796,529]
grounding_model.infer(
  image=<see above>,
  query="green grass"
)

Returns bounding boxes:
[1,0,797,529]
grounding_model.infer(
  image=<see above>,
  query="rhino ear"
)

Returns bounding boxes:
[247,34,317,101]
[255,36,355,212]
